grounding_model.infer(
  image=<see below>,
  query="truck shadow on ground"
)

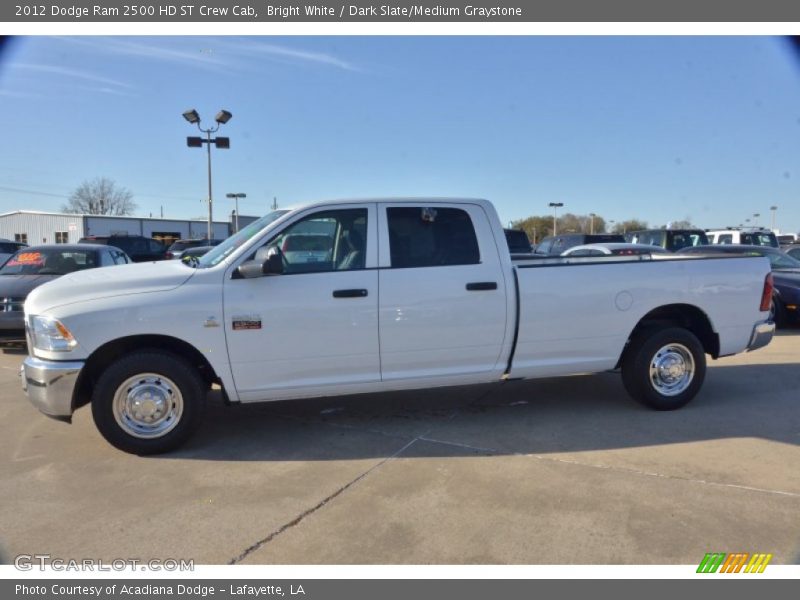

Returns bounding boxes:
[171,354,800,462]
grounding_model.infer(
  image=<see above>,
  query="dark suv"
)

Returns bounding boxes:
[625,229,709,252]
[79,235,167,262]
[504,229,533,254]
[534,233,625,256]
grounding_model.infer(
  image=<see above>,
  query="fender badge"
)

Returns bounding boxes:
[232,315,262,330]
[203,317,220,328]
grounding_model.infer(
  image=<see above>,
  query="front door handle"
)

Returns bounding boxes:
[333,289,369,298]
[466,282,498,291]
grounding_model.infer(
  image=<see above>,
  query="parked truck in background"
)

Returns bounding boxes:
[21,198,775,454]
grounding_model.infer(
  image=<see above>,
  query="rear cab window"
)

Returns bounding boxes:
[385,207,480,268]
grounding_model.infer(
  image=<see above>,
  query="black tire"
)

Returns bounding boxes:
[91,350,207,455]
[621,327,706,411]
[771,297,788,329]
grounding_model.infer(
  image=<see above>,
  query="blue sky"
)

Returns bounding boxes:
[1,36,799,233]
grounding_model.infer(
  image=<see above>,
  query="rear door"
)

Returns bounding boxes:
[377,203,508,381]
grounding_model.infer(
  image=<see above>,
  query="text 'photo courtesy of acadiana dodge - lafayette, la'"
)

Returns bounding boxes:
[16,584,304,596]
[0,34,799,574]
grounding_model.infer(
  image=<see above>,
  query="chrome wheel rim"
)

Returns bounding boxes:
[649,343,695,397]
[112,373,183,439]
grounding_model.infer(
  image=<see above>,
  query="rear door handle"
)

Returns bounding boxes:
[466,282,498,291]
[333,289,369,298]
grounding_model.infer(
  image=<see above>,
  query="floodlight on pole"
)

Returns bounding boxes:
[589,212,596,235]
[769,206,777,232]
[226,193,246,233]
[182,108,232,240]
[753,213,760,227]
[548,202,564,236]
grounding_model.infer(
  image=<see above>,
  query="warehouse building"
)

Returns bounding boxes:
[0,211,259,246]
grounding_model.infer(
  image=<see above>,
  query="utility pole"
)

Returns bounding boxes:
[548,202,564,236]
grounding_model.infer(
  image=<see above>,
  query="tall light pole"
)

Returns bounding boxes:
[183,108,232,240]
[226,193,246,233]
[548,202,564,236]
[589,212,596,235]
[770,205,778,232]
[753,213,760,227]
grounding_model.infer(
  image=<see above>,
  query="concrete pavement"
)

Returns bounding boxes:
[1,330,798,565]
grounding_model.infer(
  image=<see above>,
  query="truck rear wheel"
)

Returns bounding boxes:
[91,350,207,455]
[621,327,706,410]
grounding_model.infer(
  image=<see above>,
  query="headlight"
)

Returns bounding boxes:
[28,315,77,352]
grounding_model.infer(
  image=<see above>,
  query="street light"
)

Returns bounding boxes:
[548,202,564,236]
[226,193,246,233]
[753,213,760,227]
[589,212,596,235]
[770,205,778,232]
[183,108,233,240]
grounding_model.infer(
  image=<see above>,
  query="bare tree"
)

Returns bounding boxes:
[611,219,648,235]
[62,177,137,215]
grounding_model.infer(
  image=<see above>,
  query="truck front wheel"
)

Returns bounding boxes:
[621,327,706,410]
[91,350,207,455]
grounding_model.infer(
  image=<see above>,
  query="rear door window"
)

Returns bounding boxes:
[387,207,479,268]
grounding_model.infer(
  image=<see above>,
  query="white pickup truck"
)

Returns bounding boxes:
[21,199,775,454]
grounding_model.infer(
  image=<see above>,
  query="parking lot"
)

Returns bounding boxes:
[1,329,798,566]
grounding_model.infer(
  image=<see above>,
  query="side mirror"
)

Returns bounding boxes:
[236,246,284,279]
[262,246,284,275]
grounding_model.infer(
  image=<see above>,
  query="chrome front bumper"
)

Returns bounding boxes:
[747,321,775,352]
[20,356,84,421]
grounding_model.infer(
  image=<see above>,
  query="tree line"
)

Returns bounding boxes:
[510,213,695,243]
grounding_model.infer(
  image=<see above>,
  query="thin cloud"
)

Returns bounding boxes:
[237,41,360,72]
[53,36,361,74]
[0,90,43,99]
[13,63,133,89]
[55,36,234,73]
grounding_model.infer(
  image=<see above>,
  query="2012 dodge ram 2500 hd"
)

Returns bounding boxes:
[21,199,775,454]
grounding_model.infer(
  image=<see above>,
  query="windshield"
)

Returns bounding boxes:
[0,248,98,275]
[767,251,800,270]
[196,210,289,268]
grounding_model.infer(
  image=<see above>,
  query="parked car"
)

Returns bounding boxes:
[624,229,709,252]
[705,228,779,248]
[279,233,334,264]
[678,244,800,327]
[777,234,798,246]
[78,234,167,262]
[504,228,533,254]
[0,244,131,342]
[180,245,215,263]
[20,199,773,454]
[562,243,669,257]
[534,233,625,256]
[0,238,27,265]
[784,245,800,261]
[166,238,223,260]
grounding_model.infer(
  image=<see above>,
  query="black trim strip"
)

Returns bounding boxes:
[503,268,521,377]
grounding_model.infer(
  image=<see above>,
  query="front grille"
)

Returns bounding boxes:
[0,297,25,312]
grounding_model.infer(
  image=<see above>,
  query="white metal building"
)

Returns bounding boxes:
[0,211,236,246]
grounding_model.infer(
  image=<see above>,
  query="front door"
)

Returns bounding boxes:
[224,205,379,401]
